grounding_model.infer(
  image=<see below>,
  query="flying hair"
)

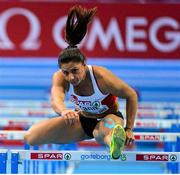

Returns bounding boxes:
[58,6,97,67]
[65,5,97,47]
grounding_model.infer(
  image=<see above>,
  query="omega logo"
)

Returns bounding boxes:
[0,7,41,50]
[0,7,179,54]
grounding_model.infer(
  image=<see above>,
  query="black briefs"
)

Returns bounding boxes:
[79,111,124,138]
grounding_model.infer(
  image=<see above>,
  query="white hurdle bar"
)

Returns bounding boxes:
[0,149,178,173]
[0,108,180,118]
[10,150,180,173]
[0,117,179,129]
[133,119,179,128]
[11,150,180,162]
[0,100,180,109]
[0,130,179,142]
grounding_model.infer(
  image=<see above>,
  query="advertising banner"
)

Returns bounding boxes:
[0,2,179,58]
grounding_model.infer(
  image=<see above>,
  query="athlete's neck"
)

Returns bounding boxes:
[75,65,89,88]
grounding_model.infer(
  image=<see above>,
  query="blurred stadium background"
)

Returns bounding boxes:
[0,0,179,174]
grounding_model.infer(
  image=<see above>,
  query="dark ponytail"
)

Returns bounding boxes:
[58,6,97,67]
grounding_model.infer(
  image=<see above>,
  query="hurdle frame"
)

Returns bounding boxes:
[0,149,7,174]
[0,130,180,142]
[9,150,180,174]
[0,147,179,173]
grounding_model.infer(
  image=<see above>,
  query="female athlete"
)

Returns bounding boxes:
[25,5,138,159]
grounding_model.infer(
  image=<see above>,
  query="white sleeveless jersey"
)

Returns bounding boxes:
[69,65,117,114]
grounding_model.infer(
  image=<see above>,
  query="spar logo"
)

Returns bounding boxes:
[31,153,63,160]
[136,154,169,161]
[135,135,160,141]
[170,154,177,161]
[70,95,91,106]
[92,101,100,108]
[64,153,71,160]
[70,95,101,111]
[135,121,158,128]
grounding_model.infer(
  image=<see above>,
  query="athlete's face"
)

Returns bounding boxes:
[61,62,86,86]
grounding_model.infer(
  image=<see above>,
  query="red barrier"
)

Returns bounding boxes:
[0,2,179,58]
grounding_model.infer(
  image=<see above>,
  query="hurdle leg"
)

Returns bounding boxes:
[0,152,7,174]
[11,152,19,174]
[33,145,39,174]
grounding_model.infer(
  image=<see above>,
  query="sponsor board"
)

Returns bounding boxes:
[80,153,127,161]
[64,153,71,160]
[0,2,179,58]
[31,153,63,160]
[120,154,126,161]
[170,154,177,161]
[135,135,160,141]
[136,154,169,161]
[81,153,111,161]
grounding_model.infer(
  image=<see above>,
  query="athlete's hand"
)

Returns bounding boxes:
[61,109,80,126]
[125,129,135,146]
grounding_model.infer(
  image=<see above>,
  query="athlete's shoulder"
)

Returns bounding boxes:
[92,65,112,78]
[52,70,69,89]
[52,70,66,81]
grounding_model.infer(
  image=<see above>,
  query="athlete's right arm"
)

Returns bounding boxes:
[51,71,68,115]
[51,71,79,125]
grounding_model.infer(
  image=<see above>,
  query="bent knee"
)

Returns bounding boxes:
[93,129,104,145]
[24,131,39,146]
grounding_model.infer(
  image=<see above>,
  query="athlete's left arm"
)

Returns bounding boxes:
[96,66,138,134]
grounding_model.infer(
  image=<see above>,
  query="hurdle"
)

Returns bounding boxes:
[1,100,180,119]
[0,100,51,108]
[0,130,179,142]
[0,117,45,129]
[0,117,179,130]
[0,107,179,118]
[0,130,179,156]
[134,118,179,129]
[9,150,180,174]
[0,130,179,174]
[0,100,180,109]
[0,149,179,173]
